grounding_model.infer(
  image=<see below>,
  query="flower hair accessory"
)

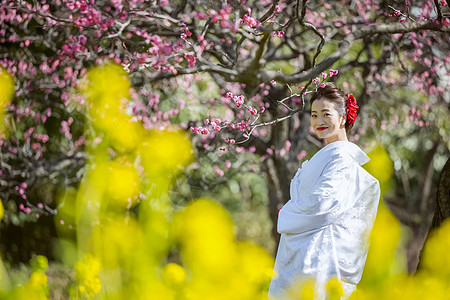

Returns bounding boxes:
[346,93,359,125]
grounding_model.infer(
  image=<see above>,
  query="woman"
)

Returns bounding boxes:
[268,83,380,299]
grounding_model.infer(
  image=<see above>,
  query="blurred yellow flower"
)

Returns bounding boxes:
[27,272,48,290]
[91,215,143,270]
[0,67,14,134]
[0,200,4,221]
[105,159,140,207]
[139,130,193,178]
[364,145,394,185]
[75,253,102,298]
[237,241,274,282]
[83,62,141,152]
[84,62,130,105]
[326,277,343,299]
[24,272,48,300]
[174,198,237,279]
[173,198,274,299]
[0,67,14,106]
[162,263,187,288]
[31,255,48,273]
[420,218,450,278]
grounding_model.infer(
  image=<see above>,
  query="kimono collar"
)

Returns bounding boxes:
[320,141,370,166]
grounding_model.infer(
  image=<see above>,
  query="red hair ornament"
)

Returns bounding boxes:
[346,93,359,125]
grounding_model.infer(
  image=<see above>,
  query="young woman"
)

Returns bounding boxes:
[269,83,380,299]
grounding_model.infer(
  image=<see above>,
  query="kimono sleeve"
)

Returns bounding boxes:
[277,153,357,234]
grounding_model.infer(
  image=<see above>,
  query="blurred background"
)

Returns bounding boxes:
[0,0,449,299]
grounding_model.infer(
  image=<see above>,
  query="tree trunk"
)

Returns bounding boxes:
[417,156,450,271]
[264,157,286,254]
[385,142,440,273]
[265,110,317,255]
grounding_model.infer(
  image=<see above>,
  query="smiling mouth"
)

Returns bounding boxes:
[317,127,328,131]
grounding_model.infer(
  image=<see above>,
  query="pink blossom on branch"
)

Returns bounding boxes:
[213,165,224,177]
[184,53,197,68]
[329,69,339,77]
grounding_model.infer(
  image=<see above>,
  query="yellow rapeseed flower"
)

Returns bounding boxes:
[27,272,48,290]
[162,263,187,288]
[83,62,141,152]
[91,215,143,269]
[105,159,140,207]
[0,200,4,221]
[0,67,14,106]
[174,199,237,280]
[84,62,130,105]
[0,67,14,134]
[326,277,344,299]
[420,218,450,278]
[364,145,394,194]
[75,253,102,298]
[236,241,274,284]
[139,130,193,179]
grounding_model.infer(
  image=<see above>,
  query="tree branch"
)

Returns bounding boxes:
[262,20,450,84]
[433,0,444,21]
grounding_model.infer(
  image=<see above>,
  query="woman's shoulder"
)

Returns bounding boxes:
[321,141,370,166]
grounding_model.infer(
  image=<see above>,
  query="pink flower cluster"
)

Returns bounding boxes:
[265,140,292,157]
[191,118,223,135]
[235,121,249,131]
[65,0,114,30]
[246,106,258,115]
[242,8,259,28]
[180,23,192,41]
[329,69,339,77]
[213,165,224,177]
[184,53,197,68]
[33,133,49,143]
[226,92,245,108]
[60,35,88,59]
[300,69,340,95]
[208,5,239,31]
[209,119,222,132]
[274,5,283,13]
[60,117,74,140]
[271,31,285,37]
[19,204,32,215]
[15,182,28,200]
[223,138,236,144]
[190,127,210,135]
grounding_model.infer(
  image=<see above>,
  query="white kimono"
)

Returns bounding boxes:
[269,141,380,299]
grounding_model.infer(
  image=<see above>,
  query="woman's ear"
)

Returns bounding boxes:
[340,115,347,127]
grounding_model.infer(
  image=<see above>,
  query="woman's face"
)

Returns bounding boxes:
[311,98,347,144]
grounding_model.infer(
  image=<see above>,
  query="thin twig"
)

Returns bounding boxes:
[106,19,131,39]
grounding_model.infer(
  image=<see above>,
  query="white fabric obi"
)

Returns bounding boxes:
[269,141,380,299]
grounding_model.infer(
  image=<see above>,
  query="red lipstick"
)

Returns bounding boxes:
[317,127,327,131]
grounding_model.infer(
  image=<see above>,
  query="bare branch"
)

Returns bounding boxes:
[353,20,450,38]
[262,20,450,84]
[106,19,131,39]
[141,63,240,84]
[260,0,281,23]
[433,0,444,21]
[247,32,271,73]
